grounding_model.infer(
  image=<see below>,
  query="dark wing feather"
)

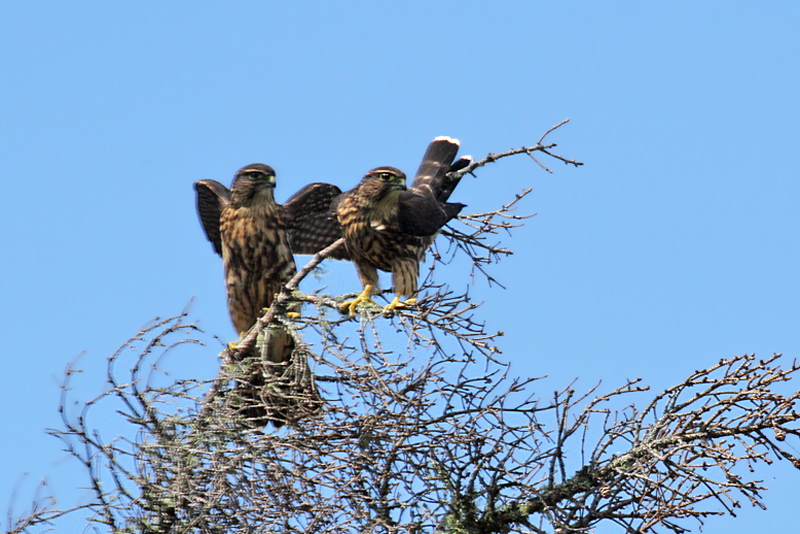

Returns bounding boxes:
[283,182,350,260]
[398,190,465,236]
[328,188,349,216]
[394,191,439,236]
[439,154,472,202]
[194,179,231,256]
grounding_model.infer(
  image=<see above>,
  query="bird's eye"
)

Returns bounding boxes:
[380,173,392,181]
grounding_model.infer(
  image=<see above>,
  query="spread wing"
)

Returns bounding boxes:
[399,137,467,236]
[194,179,231,256]
[283,182,350,260]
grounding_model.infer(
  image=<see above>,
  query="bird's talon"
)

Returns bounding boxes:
[286,312,301,319]
[340,285,376,317]
[383,295,417,314]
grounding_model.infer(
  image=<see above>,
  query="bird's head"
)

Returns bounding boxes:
[230,163,277,203]
[361,166,407,198]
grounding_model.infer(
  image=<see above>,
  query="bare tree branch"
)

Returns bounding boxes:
[10,124,800,534]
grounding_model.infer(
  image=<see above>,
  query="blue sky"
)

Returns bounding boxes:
[2,2,798,532]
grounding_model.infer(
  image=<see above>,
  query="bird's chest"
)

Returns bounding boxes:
[220,204,294,276]
[341,196,422,265]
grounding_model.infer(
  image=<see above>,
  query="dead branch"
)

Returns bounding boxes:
[12,124,800,534]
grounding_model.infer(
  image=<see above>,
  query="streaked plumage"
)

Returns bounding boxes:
[194,164,343,426]
[195,174,347,265]
[332,136,471,314]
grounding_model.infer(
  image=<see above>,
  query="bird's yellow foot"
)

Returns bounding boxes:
[339,285,376,317]
[260,294,282,315]
[286,311,301,319]
[383,295,417,314]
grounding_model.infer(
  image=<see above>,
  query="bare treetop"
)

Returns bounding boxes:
[7,123,800,534]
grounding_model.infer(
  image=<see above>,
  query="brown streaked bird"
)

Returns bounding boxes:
[194,163,345,426]
[332,136,472,316]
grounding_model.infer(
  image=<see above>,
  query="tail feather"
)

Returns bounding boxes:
[398,137,469,237]
[439,154,473,203]
[409,136,461,195]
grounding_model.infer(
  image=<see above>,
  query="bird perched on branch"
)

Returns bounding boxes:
[195,164,345,333]
[194,163,344,426]
[332,136,472,316]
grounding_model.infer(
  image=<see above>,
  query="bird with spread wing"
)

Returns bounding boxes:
[195,164,346,333]
[194,163,344,426]
[332,136,472,316]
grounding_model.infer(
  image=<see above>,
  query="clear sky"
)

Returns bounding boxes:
[2,3,798,532]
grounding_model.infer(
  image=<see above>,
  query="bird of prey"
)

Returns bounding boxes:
[195,163,346,333]
[332,136,472,316]
[194,163,344,425]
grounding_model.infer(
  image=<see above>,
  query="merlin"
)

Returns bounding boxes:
[332,137,471,315]
[194,164,344,426]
